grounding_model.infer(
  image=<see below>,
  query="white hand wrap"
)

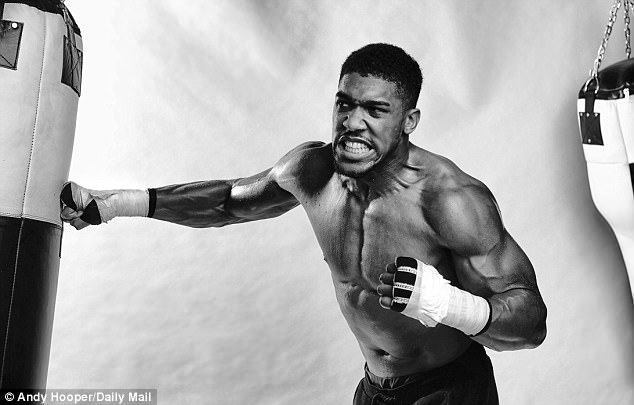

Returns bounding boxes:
[88,188,150,223]
[391,257,492,336]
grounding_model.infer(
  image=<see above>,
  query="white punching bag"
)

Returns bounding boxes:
[578,0,634,300]
[0,0,81,389]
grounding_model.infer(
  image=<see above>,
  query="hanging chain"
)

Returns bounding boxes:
[592,0,622,77]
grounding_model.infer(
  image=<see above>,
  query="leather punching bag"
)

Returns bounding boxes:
[0,0,82,388]
[577,0,634,299]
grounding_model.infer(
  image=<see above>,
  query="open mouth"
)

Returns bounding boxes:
[333,137,377,176]
[337,137,374,159]
[343,140,371,154]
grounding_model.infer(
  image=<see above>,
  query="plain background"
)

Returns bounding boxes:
[47,1,633,404]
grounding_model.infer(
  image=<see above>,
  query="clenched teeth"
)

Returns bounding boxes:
[344,141,370,154]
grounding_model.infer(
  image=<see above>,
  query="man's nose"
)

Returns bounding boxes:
[343,107,367,131]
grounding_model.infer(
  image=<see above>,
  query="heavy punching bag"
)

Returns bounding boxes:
[0,0,81,389]
[578,0,634,299]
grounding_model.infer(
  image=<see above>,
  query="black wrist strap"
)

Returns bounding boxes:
[147,188,157,218]
[471,299,493,337]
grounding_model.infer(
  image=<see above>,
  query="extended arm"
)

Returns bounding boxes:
[59,143,322,230]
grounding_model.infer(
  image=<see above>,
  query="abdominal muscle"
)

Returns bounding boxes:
[334,279,472,377]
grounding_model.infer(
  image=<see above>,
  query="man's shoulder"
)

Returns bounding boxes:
[272,141,334,192]
[418,151,503,253]
[415,148,488,201]
[274,140,332,174]
[281,141,331,160]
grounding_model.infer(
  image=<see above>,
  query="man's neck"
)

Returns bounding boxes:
[341,142,423,198]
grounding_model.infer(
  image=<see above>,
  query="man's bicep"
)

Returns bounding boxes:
[453,231,538,297]
[224,140,326,221]
[434,186,537,295]
[226,169,299,221]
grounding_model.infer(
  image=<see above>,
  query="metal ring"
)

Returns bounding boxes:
[583,76,600,95]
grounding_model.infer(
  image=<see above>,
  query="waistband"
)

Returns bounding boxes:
[364,342,487,391]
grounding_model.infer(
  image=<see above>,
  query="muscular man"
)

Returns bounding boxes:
[61,43,547,405]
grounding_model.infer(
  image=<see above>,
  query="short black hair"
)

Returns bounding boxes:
[339,43,422,110]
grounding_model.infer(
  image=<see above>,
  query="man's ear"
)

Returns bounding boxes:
[403,108,421,135]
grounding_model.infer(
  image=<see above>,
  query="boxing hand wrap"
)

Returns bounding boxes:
[91,189,150,222]
[390,257,492,336]
[61,182,150,225]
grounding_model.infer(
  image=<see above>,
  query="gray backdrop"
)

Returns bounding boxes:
[49,1,634,404]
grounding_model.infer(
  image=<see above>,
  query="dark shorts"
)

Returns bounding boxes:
[353,343,498,405]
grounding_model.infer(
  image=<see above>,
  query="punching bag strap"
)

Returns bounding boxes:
[58,0,81,35]
[61,3,75,47]
[0,1,5,20]
[58,0,82,95]
[579,0,633,146]
[578,1,626,146]
[626,0,632,59]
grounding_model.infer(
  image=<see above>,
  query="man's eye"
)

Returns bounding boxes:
[368,108,384,118]
[336,100,351,109]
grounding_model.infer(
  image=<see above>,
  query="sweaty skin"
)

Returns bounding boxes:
[111,73,547,377]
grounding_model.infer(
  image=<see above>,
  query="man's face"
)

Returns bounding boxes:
[332,73,407,178]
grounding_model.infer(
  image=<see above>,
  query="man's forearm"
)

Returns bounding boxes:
[152,180,243,228]
[472,288,547,351]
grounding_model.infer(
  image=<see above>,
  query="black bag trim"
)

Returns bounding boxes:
[4,1,80,35]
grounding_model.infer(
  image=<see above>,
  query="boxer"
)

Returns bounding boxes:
[61,43,546,405]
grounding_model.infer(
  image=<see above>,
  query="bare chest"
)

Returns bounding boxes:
[302,180,450,287]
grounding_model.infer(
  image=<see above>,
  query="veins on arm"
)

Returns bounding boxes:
[428,185,547,351]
